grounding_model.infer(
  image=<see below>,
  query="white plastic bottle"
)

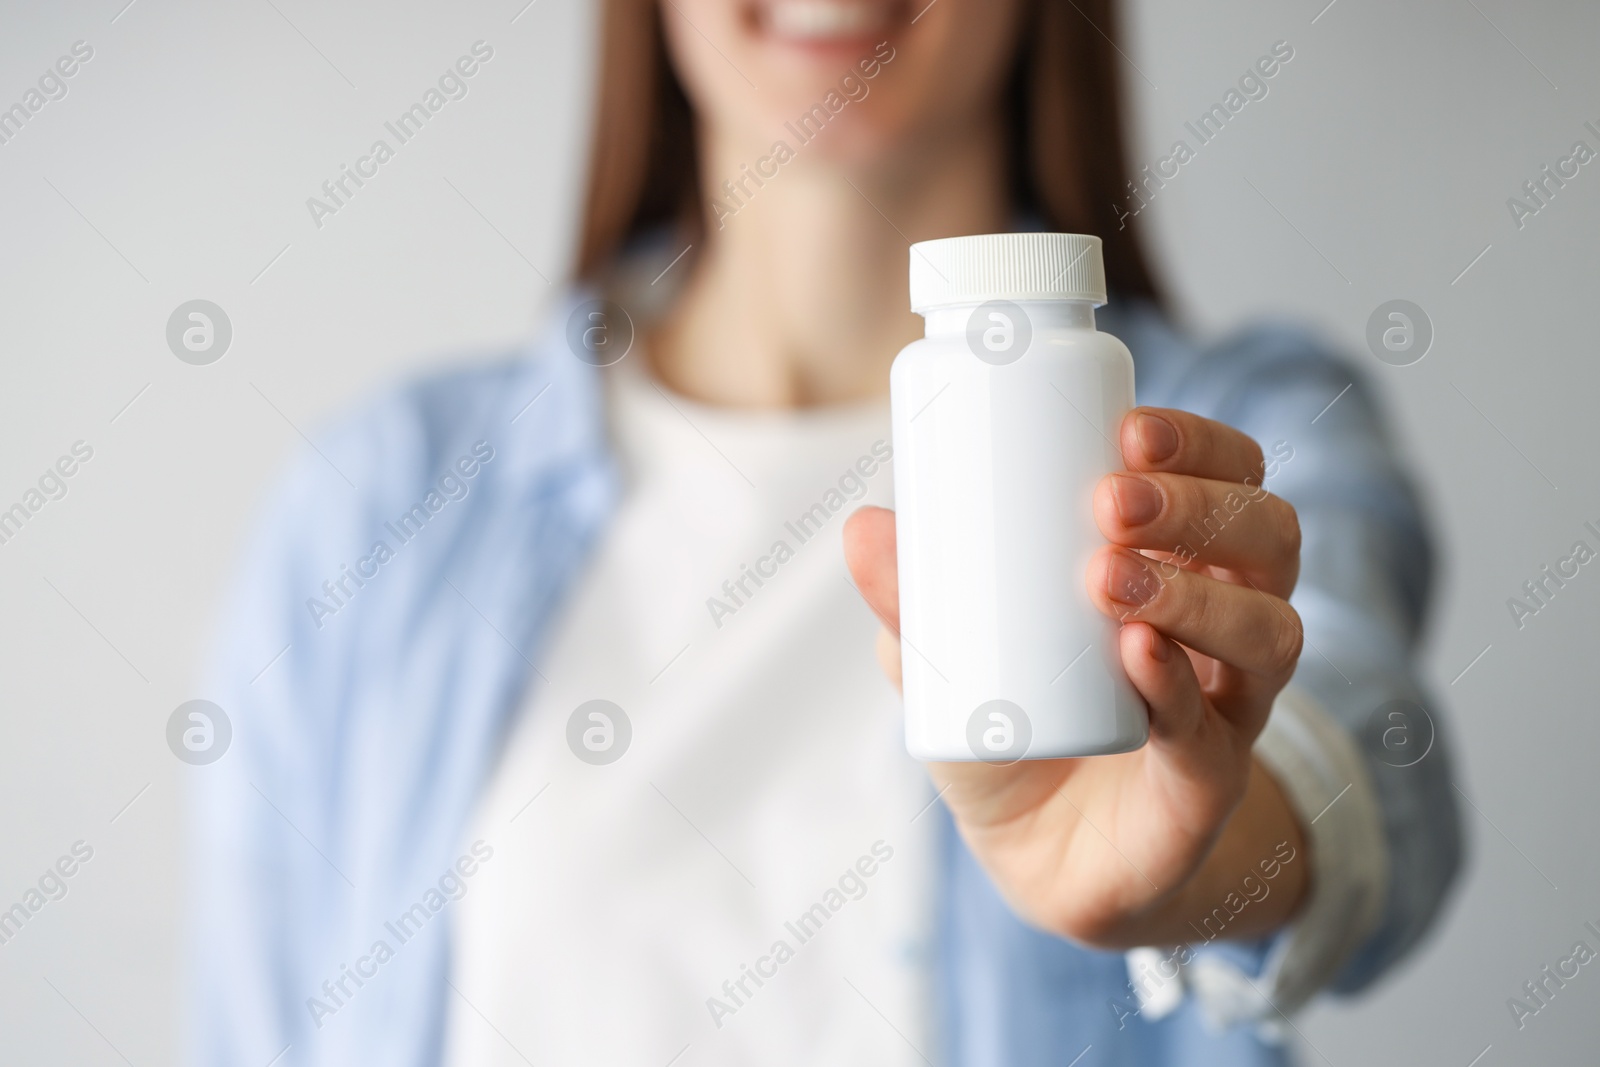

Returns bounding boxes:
[890,232,1148,761]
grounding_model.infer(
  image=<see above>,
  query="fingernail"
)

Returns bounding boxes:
[1110,474,1162,526]
[1107,551,1161,607]
[1136,413,1178,463]
[1147,626,1172,662]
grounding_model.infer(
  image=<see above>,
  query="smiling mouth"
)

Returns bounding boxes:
[754,1,905,45]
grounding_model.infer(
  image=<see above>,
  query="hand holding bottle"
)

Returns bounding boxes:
[844,405,1309,949]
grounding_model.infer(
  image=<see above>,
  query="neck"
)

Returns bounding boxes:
[648,114,1012,408]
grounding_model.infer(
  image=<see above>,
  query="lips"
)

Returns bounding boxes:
[758,0,900,43]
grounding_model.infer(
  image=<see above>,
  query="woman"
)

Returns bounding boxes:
[187,1,1461,1064]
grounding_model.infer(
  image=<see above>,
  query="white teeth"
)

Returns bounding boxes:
[765,1,891,40]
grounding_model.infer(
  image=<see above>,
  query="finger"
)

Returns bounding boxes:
[1118,623,1253,802]
[875,626,903,690]
[1087,547,1304,683]
[1121,407,1266,484]
[844,505,900,633]
[1094,472,1301,597]
[1118,622,1205,745]
[1118,622,1250,836]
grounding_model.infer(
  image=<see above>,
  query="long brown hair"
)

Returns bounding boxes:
[575,0,1161,303]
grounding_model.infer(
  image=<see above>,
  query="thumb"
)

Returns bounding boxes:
[843,505,899,632]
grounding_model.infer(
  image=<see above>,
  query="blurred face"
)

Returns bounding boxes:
[660,0,1026,167]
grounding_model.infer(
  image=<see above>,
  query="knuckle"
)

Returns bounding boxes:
[1182,476,1215,521]
[1176,570,1213,633]
[1268,603,1305,676]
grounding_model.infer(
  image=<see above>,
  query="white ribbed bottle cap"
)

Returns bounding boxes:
[908,232,1107,312]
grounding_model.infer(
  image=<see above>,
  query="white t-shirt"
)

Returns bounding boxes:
[442,355,938,1066]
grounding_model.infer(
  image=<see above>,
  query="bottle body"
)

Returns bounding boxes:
[890,301,1149,761]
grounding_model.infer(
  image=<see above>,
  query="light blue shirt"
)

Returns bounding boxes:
[185,288,1461,1066]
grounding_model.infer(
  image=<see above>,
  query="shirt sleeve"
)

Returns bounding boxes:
[1119,317,1464,1032]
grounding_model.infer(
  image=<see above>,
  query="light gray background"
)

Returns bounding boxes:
[0,0,1595,1063]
